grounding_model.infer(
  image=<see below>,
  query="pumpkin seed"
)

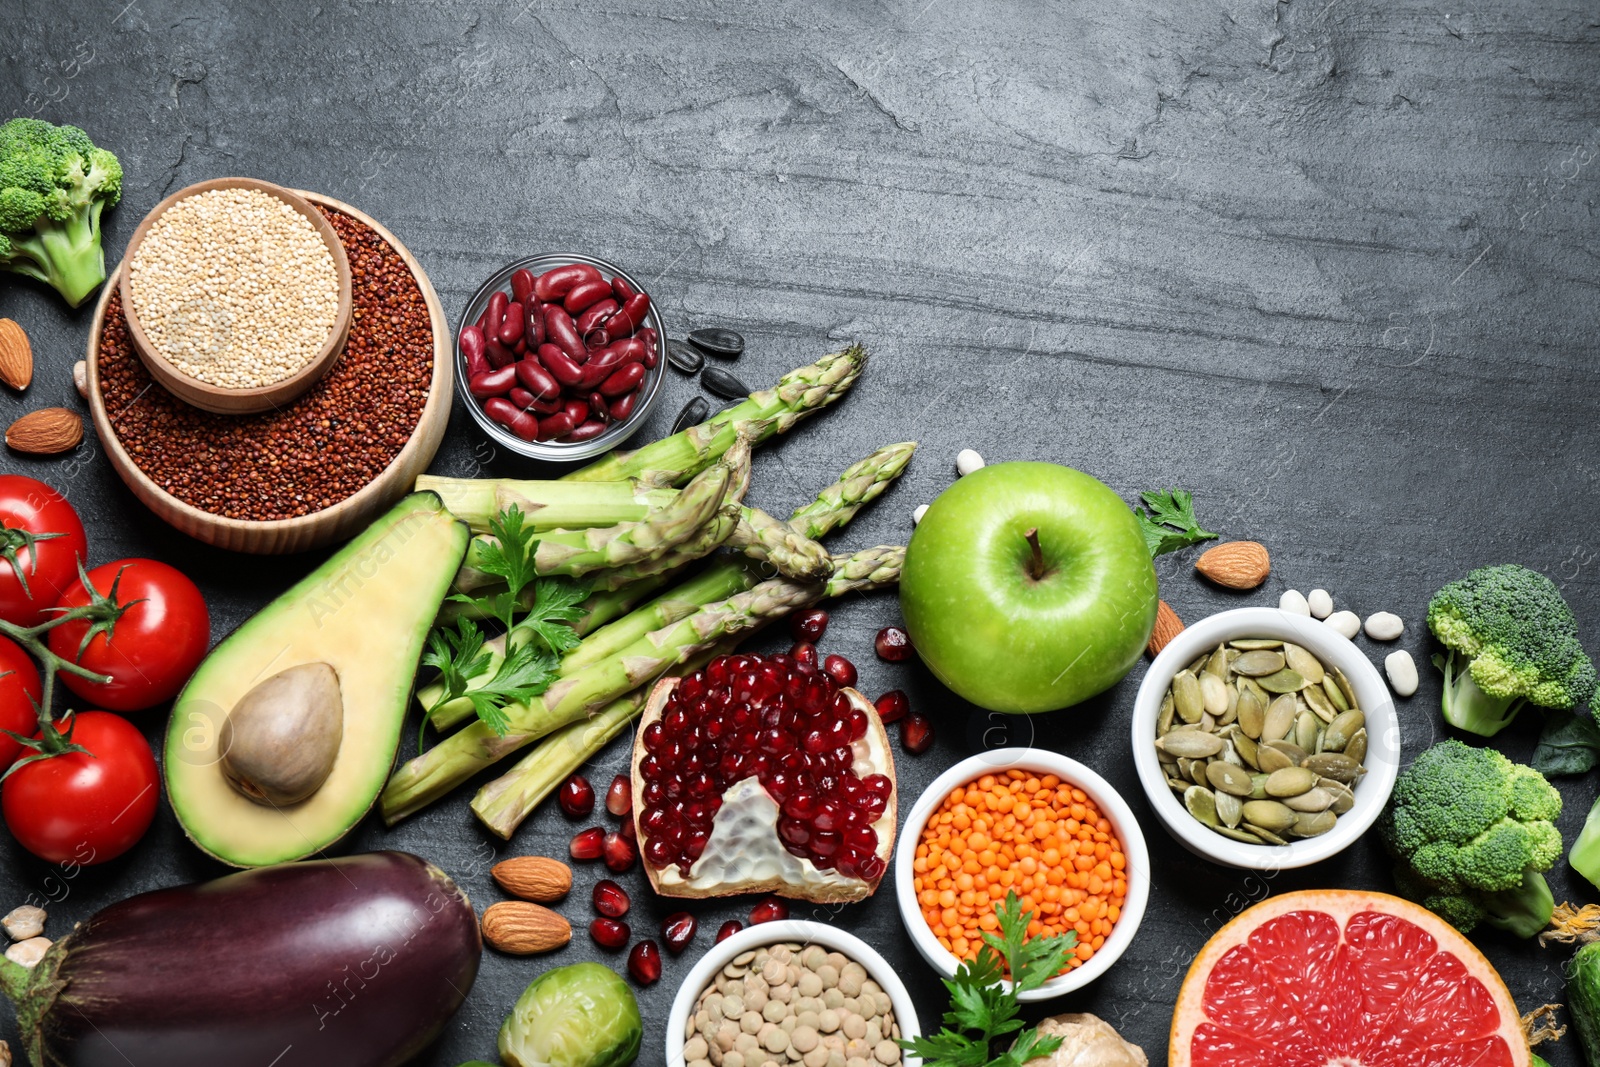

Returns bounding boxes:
[1319,780,1356,814]
[1303,684,1338,723]
[1205,646,1231,679]
[1332,666,1357,707]
[1168,777,1191,793]
[1304,752,1362,782]
[1218,686,1239,727]
[1215,790,1244,828]
[1184,786,1220,827]
[1236,688,1265,739]
[1212,824,1261,843]
[1245,825,1290,846]
[1265,767,1317,798]
[1344,727,1368,764]
[1322,676,1350,712]
[1241,800,1297,832]
[1200,673,1230,715]
[1323,710,1365,751]
[1258,668,1307,694]
[1219,740,1244,767]
[1157,692,1176,735]
[1295,710,1320,754]
[1282,643,1325,684]
[1285,787,1335,812]
[1262,695,1296,742]
[1200,712,1216,732]
[1264,739,1309,765]
[1232,650,1287,676]
[1256,744,1295,774]
[1176,757,1194,781]
[1185,653,1209,676]
[1249,773,1270,799]
[1189,759,1209,786]
[1207,762,1255,797]
[1292,811,1337,837]
[1173,670,1204,724]
[1229,639,1284,650]
[1233,733,1261,770]
[1238,676,1270,704]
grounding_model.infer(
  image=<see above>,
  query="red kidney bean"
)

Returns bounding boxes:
[564,278,613,315]
[534,264,603,302]
[460,325,489,377]
[600,362,645,397]
[575,298,619,335]
[510,386,536,409]
[527,302,546,348]
[568,419,608,442]
[637,326,657,352]
[576,357,616,390]
[606,292,651,337]
[486,397,540,440]
[529,394,564,415]
[609,391,638,422]
[499,302,525,346]
[516,338,529,357]
[544,307,586,362]
[611,276,635,302]
[612,337,648,365]
[537,343,585,388]
[485,338,515,369]
[510,268,536,306]
[469,366,518,398]
[588,392,612,422]
[514,359,561,399]
[642,346,658,369]
[474,307,489,331]
[486,290,509,333]
[538,411,578,441]
[562,397,589,424]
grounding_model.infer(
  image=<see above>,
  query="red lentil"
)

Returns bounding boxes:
[97,207,433,521]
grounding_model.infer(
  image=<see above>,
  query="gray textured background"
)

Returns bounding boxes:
[4,0,1600,1063]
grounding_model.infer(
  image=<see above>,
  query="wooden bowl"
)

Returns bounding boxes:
[87,191,451,555]
[117,177,353,415]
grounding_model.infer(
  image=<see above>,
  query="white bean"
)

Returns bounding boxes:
[1385,650,1419,697]
[2,905,45,942]
[1364,612,1404,641]
[955,449,985,476]
[912,504,928,525]
[1325,611,1361,639]
[1279,589,1310,616]
[1307,589,1333,619]
[4,936,50,968]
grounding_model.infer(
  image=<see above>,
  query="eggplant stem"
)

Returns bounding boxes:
[0,956,28,1002]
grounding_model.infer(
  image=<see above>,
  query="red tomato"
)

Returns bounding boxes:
[49,559,210,712]
[2,711,158,864]
[0,475,87,628]
[0,635,42,769]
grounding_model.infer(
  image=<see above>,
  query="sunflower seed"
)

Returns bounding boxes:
[1232,650,1287,676]
[1265,767,1317,798]
[1173,670,1204,724]
[701,366,751,399]
[671,395,711,434]
[1258,668,1306,694]
[1262,695,1296,742]
[1184,786,1220,827]
[1200,673,1230,715]
[1241,800,1297,832]
[687,328,745,358]
[1215,791,1244,828]
[1159,731,1224,758]
[667,339,705,373]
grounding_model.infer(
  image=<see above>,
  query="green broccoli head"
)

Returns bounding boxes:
[1379,739,1562,937]
[1426,564,1597,736]
[0,117,122,307]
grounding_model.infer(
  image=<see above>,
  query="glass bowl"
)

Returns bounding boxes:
[455,252,666,462]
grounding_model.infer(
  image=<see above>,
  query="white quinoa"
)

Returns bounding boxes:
[127,187,340,389]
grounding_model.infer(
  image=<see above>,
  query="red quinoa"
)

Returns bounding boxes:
[97,206,433,521]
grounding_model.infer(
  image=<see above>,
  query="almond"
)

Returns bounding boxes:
[1148,600,1184,657]
[1194,541,1271,590]
[491,856,572,903]
[480,901,571,955]
[6,408,82,455]
[0,320,31,392]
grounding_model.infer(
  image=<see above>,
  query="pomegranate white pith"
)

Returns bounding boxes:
[631,666,897,904]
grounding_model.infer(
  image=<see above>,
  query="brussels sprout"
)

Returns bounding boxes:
[498,962,642,1067]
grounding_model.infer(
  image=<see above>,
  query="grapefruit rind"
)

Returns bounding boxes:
[1168,889,1527,1067]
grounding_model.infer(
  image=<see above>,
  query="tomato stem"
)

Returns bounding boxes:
[0,570,117,740]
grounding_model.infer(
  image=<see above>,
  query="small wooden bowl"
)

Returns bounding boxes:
[117,177,353,415]
[87,191,451,555]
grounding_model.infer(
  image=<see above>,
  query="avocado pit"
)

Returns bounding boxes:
[220,662,344,806]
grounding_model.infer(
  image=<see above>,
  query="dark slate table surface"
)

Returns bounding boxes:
[4,1,1599,1063]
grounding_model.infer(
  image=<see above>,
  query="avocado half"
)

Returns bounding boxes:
[165,492,469,867]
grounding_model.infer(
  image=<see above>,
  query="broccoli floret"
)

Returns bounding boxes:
[1378,739,1562,938]
[1427,563,1597,737]
[0,117,122,307]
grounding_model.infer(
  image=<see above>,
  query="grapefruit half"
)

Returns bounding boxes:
[1170,889,1528,1067]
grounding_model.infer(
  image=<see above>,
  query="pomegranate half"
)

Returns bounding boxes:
[631,653,897,903]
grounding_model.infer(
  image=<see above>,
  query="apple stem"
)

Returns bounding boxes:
[1024,527,1047,581]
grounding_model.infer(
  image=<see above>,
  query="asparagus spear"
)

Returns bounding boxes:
[728,508,834,581]
[435,569,674,628]
[788,441,917,537]
[468,546,906,837]
[381,546,904,824]
[565,346,867,487]
[415,476,662,530]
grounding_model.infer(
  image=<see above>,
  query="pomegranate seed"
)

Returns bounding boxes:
[606,774,632,816]
[875,689,910,725]
[603,830,637,873]
[619,814,637,843]
[628,939,662,985]
[661,911,697,953]
[589,917,630,951]
[558,775,595,817]
[592,879,630,918]
[874,625,913,662]
[790,608,829,642]
[716,920,743,943]
[749,897,789,925]
[902,713,934,754]
[823,654,857,688]
[789,641,818,668]
[570,826,605,860]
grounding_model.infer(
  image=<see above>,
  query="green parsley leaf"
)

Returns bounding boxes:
[421,618,493,712]
[1134,488,1219,558]
[518,576,590,656]
[477,505,541,597]
[461,638,561,736]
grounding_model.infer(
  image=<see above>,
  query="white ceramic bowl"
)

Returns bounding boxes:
[1131,606,1400,870]
[892,749,1150,1002]
[666,919,921,1067]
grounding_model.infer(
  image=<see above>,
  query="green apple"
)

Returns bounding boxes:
[900,461,1158,714]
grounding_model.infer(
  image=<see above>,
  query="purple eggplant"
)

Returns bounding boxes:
[0,851,481,1067]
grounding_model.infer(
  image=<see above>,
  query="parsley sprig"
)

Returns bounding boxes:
[900,893,1078,1067]
[421,505,587,737]
[1134,488,1218,557]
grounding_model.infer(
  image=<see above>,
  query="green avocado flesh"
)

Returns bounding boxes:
[165,493,469,867]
